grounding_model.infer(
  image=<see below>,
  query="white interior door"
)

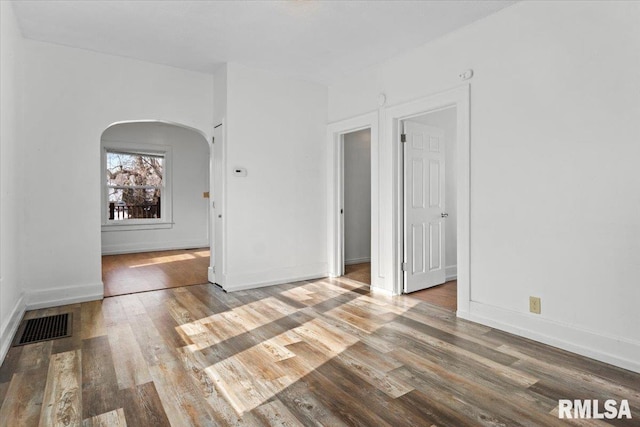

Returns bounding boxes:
[403,121,446,293]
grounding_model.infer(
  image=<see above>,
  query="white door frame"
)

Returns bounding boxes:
[386,85,470,314]
[327,112,379,283]
[209,119,226,286]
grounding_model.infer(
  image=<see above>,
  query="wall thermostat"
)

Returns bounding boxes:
[232,167,247,177]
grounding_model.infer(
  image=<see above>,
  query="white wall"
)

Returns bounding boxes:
[213,64,227,124]
[328,1,640,372]
[0,1,26,362]
[219,63,328,290]
[101,122,209,255]
[20,40,213,308]
[343,129,371,265]
[408,107,457,279]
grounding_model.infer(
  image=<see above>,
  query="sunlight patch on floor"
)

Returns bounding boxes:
[177,296,298,350]
[128,253,198,268]
[179,279,421,415]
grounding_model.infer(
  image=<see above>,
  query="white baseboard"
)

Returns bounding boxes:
[345,257,371,266]
[223,263,327,292]
[370,285,394,296]
[101,239,209,255]
[208,266,215,284]
[26,282,103,310]
[445,264,457,281]
[457,301,640,374]
[0,291,26,365]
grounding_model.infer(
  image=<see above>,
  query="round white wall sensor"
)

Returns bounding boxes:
[459,69,474,80]
[378,93,387,107]
[232,167,247,177]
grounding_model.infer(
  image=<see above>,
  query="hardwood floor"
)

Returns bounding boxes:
[102,248,210,297]
[343,262,371,285]
[408,280,457,311]
[345,263,457,312]
[1,278,639,426]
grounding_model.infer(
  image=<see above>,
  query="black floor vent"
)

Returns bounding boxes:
[14,313,72,346]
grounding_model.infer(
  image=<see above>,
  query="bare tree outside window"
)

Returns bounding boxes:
[106,151,164,220]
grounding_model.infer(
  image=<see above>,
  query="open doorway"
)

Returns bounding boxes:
[401,107,458,310]
[327,111,379,289]
[100,121,211,297]
[341,128,372,285]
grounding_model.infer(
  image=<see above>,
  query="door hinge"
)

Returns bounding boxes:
[400,134,407,143]
[401,262,408,272]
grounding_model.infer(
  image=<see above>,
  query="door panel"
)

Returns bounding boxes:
[412,159,424,208]
[429,221,442,271]
[429,159,440,207]
[404,121,446,293]
[411,224,425,274]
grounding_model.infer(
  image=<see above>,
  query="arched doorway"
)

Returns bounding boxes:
[99,120,212,296]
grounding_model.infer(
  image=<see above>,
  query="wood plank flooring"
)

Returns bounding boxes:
[345,262,457,312]
[102,248,210,297]
[408,280,457,311]
[343,262,371,285]
[1,278,639,426]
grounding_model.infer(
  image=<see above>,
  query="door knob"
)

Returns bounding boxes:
[441,212,449,218]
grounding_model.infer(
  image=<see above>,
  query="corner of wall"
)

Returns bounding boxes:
[0,0,27,366]
[445,265,457,282]
[0,290,26,365]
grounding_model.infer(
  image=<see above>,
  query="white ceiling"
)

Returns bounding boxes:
[11,0,515,84]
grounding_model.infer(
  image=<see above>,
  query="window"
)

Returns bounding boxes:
[102,144,172,230]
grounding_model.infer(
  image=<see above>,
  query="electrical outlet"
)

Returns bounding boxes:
[529,296,541,314]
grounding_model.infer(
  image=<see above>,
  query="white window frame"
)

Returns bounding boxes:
[101,140,173,232]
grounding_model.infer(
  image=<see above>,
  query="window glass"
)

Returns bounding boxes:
[106,151,164,221]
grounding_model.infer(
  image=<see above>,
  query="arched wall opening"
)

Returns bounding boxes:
[99,120,212,296]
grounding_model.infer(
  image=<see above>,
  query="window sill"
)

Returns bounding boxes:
[101,222,174,232]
